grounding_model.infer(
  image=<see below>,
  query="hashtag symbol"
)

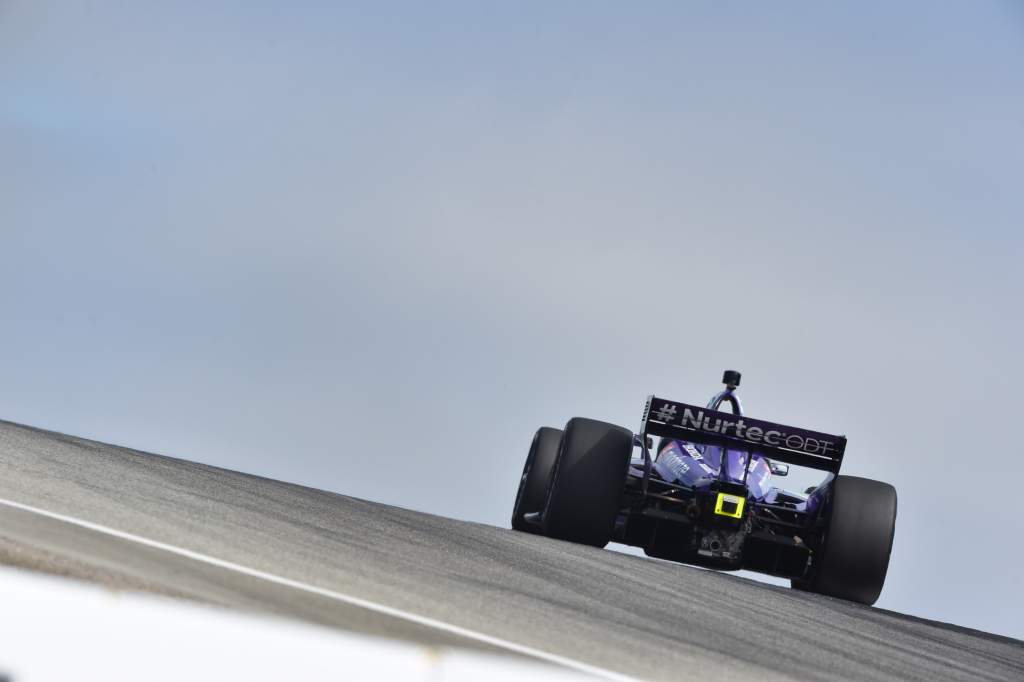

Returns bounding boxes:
[653,404,677,422]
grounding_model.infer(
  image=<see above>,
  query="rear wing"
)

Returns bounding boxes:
[641,396,846,473]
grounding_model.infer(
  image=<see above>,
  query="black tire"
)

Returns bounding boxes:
[542,417,633,548]
[793,475,897,605]
[511,427,563,533]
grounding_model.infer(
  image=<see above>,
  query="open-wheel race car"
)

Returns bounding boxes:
[511,371,897,605]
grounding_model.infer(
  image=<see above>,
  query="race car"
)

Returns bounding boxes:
[511,371,897,605]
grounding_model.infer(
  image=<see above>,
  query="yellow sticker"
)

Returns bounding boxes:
[714,493,746,519]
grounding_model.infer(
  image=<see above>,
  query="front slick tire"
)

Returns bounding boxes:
[511,427,563,533]
[794,475,897,605]
[542,418,632,548]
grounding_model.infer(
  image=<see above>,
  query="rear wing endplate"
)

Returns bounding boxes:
[641,396,846,473]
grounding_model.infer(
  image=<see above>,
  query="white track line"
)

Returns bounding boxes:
[0,496,636,682]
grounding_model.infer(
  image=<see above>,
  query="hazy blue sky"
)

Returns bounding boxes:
[3,2,1023,639]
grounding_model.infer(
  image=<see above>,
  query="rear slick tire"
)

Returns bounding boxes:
[542,418,633,548]
[793,475,897,605]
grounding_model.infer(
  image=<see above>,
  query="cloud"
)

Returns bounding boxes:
[2,0,1023,638]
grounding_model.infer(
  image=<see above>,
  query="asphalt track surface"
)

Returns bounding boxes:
[0,419,1021,681]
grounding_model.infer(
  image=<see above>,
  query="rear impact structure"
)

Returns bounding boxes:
[511,370,897,605]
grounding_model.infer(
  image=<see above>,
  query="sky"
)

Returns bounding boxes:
[2,2,1023,639]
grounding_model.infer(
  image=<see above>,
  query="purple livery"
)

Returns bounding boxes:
[512,370,897,605]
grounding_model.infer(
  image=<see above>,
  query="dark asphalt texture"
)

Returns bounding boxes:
[0,419,1021,681]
